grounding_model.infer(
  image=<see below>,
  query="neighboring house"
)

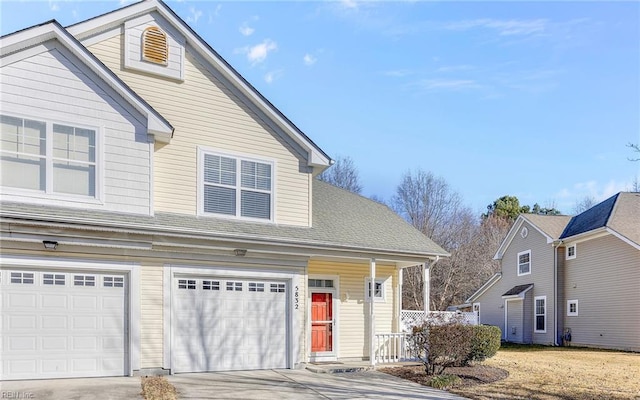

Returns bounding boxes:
[467,193,639,352]
[0,0,448,380]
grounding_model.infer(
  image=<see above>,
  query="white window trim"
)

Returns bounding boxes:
[0,112,104,205]
[197,147,276,223]
[534,295,547,333]
[566,244,577,260]
[365,277,386,303]
[517,250,531,276]
[567,299,579,316]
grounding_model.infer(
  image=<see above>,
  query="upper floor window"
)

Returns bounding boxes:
[1,114,97,198]
[517,250,531,276]
[566,244,576,260]
[199,149,273,221]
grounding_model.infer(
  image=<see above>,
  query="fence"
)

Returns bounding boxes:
[400,310,478,332]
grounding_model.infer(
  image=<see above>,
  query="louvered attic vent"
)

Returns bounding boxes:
[142,27,168,65]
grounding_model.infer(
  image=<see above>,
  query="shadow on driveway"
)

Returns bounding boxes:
[168,369,468,400]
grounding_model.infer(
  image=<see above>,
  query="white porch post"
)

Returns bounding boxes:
[369,258,376,366]
[423,261,430,313]
[397,267,404,332]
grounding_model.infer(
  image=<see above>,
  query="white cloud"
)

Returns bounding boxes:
[444,18,549,37]
[340,0,359,10]
[415,79,482,91]
[186,7,203,25]
[436,65,475,73]
[264,69,284,84]
[236,40,278,66]
[556,180,630,211]
[303,53,317,66]
[239,22,255,36]
[208,4,222,24]
[49,0,59,11]
[383,69,412,77]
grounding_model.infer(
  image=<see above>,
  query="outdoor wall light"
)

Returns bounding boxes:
[43,240,59,250]
[233,249,247,257]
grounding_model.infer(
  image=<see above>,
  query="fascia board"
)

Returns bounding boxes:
[2,21,174,142]
[466,272,502,303]
[67,0,331,167]
[494,217,523,260]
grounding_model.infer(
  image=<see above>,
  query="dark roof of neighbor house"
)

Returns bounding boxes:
[521,214,572,240]
[0,180,448,258]
[560,192,640,246]
[502,284,533,297]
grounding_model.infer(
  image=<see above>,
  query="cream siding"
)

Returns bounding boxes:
[87,35,312,227]
[563,235,640,351]
[0,42,152,215]
[140,262,163,368]
[308,259,398,360]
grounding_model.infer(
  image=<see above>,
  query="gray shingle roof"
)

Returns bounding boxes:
[502,284,533,297]
[560,192,639,246]
[0,180,448,258]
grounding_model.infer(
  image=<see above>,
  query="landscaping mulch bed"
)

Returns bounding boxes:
[380,364,509,389]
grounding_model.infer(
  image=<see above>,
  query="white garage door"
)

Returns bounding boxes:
[0,269,128,380]
[172,276,288,373]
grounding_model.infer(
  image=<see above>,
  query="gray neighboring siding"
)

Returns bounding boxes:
[500,221,556,345]
[563,235,640,352]
[556,246,566,344]
[506,299,524,343]
[523,291,533,344]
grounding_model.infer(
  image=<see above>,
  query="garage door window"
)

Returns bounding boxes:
[43,273,65,285]
[270,283,285,293]
[74,275,95,286]
[203,280,220,290]
[227,281,242,291]
[178,279,196,289]
[248,282,265,292]
[11,271,34,284]
[104,276,124,288]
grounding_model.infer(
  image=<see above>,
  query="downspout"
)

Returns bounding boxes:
[552,240,563,346]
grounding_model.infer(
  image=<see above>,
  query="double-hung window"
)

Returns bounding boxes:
[0,114,97,198]
[200,150,273,220]
[534,296,546,332]
[517,250,531,276]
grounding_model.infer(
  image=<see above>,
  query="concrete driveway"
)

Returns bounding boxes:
[168,369,468,400]
[0,376,142,400]
[0,369,467,400]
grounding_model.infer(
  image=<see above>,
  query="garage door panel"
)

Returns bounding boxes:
[173,276,288,373]
[0,269,128,380]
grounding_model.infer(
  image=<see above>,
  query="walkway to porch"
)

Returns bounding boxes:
[306,360,422,374]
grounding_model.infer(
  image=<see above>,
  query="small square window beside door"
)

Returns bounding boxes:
[567,300,578,316]
[365,278,385,302]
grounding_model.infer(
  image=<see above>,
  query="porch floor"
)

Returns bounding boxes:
[305,361,422,374]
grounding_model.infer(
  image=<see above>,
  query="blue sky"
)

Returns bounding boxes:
[2,1,639,215]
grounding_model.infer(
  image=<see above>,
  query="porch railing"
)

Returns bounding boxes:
[374,333,414,364]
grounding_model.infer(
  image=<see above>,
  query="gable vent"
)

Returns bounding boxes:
[142,26,168,65]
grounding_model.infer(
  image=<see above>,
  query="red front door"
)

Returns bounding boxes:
[311,293,333,352]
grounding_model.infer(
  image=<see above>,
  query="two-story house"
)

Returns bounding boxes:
[467,193,639,352]
[0,0,448,380]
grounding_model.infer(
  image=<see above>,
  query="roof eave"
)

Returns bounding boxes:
[67,0,330,166]
[1,20,174,141]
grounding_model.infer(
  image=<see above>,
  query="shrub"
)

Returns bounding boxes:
[427,374,461,389]
[467,325,501,364]
[411,313,474,375]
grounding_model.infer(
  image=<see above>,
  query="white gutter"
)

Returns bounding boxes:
[552,239,563,346]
